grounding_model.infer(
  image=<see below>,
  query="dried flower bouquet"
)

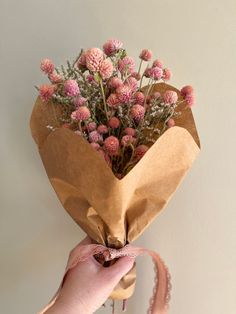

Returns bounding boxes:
[30,39,200,314]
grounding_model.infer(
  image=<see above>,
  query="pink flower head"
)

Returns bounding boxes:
[180,85,194,97]
[99,149,112,167]
[39,84,55,102]
[62,123,70,129]
[150,66,163,80]
[152,92,161,99]
[131,72,141,81]
[121,135,135,147]
[139,49,153,61]
[152,59,163,68]
[118,56,135,74]
[144,67,152,78]
[86,48,104,72]
[124,127,136,137]
[77,51,87,68]
[74,130,82,136]
[185,93,195,107]
[104,136,119,156]
[109,77,123,89]
[89,130,103,143]
[130,104,145,122]
[71,106,90,121]
[108,117,120,129]
[103,39,123,56]
[163,90,178,104]
[163,68,172,81]
[40,58,54,74]
[87,121,97,132]
[49,73,62,83]
[74,96,87,107]
[135,145,149,160]
[87,74,95,82]
[97,124,108,134]
[64,80,80,97]
[107,93,120,108]
[116,85,133,103]
[167,118,175,128]
[90,142,100,150]
[125,77,138,91]
[99,58,113,79]
[134,91,145,105]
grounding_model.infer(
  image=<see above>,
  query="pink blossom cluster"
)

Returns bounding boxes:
[37,39,196,177]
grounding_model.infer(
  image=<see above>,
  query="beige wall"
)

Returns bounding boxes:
[0,0,236,313]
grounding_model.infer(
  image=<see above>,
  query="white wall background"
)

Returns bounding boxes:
[0,1,236,313]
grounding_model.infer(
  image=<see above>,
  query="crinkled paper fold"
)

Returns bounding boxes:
[30,83,200,299]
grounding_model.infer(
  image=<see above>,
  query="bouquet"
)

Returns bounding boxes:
[30,39,200,314]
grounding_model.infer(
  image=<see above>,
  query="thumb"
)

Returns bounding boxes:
[102,256,135,284]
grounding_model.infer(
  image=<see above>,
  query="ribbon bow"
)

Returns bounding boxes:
[38,242,171,314]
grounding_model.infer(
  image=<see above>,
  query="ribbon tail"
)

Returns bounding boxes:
[146,250,170,314]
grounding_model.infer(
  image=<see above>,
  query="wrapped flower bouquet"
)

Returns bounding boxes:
[30,39,200,314]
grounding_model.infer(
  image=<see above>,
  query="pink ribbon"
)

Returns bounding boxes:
[38,242,171,314]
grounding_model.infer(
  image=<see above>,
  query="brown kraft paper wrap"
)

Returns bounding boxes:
[30,83,200,300]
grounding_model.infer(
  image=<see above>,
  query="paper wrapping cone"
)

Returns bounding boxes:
[30,83,200,300]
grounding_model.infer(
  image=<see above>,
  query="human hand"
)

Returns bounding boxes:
[45,237,135,314]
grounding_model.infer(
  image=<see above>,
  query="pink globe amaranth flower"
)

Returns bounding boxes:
[62,123,70,129]
[144,67,152,78]
[74,130,82,136]
[87,121,97,132]
[152,91,161,99]
[163,68,172,81]
[124,127,136,137]
[134,91,145,105]
[104,136,119,156]
[107,93,120,108]
[87,74,95,82]
[121,135,135,147]
[99,58,114,79]
[125,77,138,91]
[74,96,87,107]
[89,130,103,143]
[90,142,100,150]
[135,145,149,160]
[108,117,120,129]
[163,90,178,104]
[116,85,133,103]
[118,56,135,74]
[71,106,91,121]
[77,51,87,68]
[116,173,123,179]
[139,49,153,61]
[40,58,54,74]
[64,80,80,97]
[180,85,194,97]
[109,77,123,89]
[146,95,151,105]
[86,48,104,72]
[97,124,108,134]
[150,66,163,80]
[130,104,145,122]
[131,72,141,81]
[152,59,163,68]
[167,118,175,128]
[39,84,55,102]
[98,149,112,167]
[49,73,62,83]
[103,39,123,56]
[185,93,195,107]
